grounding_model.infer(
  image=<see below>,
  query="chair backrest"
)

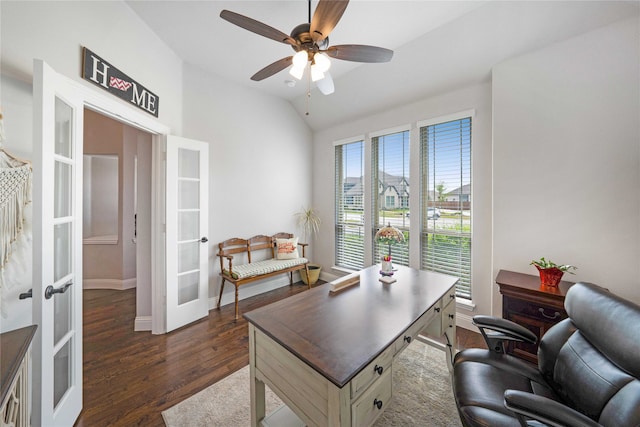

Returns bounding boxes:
[538,282,640,426]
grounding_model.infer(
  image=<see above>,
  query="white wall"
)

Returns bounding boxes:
[0,1,184,332]
[181,64,313,306]
[493,17,640,305]
[312,82,493,328]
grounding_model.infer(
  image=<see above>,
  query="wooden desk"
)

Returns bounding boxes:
[1,325,37,427]
[496,269,575,364]
[244,265,458,426]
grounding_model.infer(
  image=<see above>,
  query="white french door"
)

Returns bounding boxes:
[32,60,84,426]
[165,135,209,332]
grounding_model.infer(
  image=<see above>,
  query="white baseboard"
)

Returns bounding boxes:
[83,278,136,290]
[135,316,152,331]
[456,312,475,332]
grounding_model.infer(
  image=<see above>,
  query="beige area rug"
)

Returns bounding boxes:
[162,340,462,426]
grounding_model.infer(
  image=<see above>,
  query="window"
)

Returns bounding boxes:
[372,130,410,266]
[420,117,472,299]
[335,140,365,269]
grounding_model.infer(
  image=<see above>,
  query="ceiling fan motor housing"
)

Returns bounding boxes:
[291,23,329,56]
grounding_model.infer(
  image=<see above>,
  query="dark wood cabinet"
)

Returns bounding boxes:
[496,270,575,364]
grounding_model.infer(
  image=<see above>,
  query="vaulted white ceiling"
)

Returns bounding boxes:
[126,1,638,130]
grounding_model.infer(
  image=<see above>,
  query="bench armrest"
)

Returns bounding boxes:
[217,253,234,274]
[473,315,537,354]
[504,390,602,427]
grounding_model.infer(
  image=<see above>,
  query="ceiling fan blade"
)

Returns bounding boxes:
[316,72,335,95]
[220,10,297,46]
[326,44,394,63]
[310,0,349,43]
[251,57,293,81]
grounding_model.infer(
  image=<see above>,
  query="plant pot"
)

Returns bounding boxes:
[301,264,322,285]
[535,265,564,287]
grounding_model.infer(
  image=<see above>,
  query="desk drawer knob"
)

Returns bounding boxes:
[448,314,455,319]
[435,307,441,313]
[404,336,412,344]
[374,365,383,375]
[538,307,561,320]
[374,398,383,410]
[450,294,455,299]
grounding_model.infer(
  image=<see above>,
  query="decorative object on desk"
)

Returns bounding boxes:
[530,257,577,287]
[295,206,321,285]
[375,222,405,275]
[379,275,396,284]
[381,255,393,275]
[329,273,360,294]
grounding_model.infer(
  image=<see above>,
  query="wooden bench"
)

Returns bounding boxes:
[216,232,311,319]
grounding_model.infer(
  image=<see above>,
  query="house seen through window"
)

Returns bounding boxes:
[372,130,410,266]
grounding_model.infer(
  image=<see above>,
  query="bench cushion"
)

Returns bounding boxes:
[224,257,308,280]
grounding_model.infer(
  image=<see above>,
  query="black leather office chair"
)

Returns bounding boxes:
[452,282,640,427]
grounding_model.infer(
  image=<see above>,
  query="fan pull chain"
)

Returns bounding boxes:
[305,66,311,116]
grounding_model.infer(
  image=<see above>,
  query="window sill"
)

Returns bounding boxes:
[456,298,476,312]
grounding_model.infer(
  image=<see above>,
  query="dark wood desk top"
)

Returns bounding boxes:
[1,325,37,405]
[244,265,458,388]
[495,269,575,302]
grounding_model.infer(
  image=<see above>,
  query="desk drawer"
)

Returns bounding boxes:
[350,344,393,401]
[394,308,435,355]
[351,368,392,427]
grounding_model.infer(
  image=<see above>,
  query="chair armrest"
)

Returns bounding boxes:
[504,390,602,427]
[473,315,537,353]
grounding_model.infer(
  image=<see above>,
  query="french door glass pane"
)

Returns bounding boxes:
[178,180,199,209]
[178,271,199,305]
[178,148,199,179]
[53,339,72,409]
[53,285,71,345]
[54,222,72,282]
[178,241,199,273]
[54,161,72,218]
[54,97,73,158]
[178,211,200,241]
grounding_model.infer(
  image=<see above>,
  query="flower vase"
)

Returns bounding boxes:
[381,258,394,275]
[535,265,564,287]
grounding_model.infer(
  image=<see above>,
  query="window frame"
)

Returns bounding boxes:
[418,110,474,299]
[334,137,366,270]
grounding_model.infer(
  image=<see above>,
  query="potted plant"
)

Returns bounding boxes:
[295,206,322,285]
[530,257,577,287]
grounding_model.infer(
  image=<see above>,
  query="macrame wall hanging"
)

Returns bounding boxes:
[0,112,32,269]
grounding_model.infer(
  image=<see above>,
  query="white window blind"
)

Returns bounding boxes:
[420,117,472,299]
[335,141,365,269]
[372,131,410,266]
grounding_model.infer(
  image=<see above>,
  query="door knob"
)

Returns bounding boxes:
[200,237,209,243]
[19,289,33,300]
[45,282,72,300]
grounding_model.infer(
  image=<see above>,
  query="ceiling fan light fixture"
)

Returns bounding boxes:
[314,52,331,73]
[289,65,305,80]
[292,50,308,68]
[310,63,325,82]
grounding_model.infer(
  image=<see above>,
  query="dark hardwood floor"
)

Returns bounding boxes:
[75,282,485,426]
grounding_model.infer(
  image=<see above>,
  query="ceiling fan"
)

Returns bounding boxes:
[220,0,393,96]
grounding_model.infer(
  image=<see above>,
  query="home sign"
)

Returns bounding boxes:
[82,47,159,117]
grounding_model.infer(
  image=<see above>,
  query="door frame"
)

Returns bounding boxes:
[42,61,171,334]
